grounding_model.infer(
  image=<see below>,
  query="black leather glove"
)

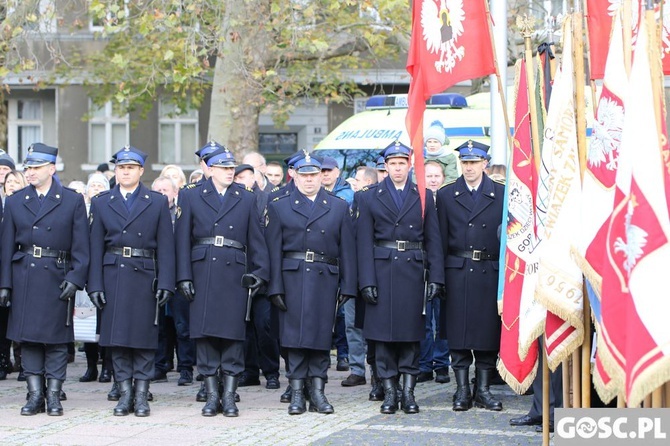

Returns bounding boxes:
[270,294,287,311]
[178,280,195,302]
[337,294,353,306]
[0,288,11,307]
[89,291,106,310]
[361,286,378,305]
[155,289,173,308]
[426,282,445,301]
[241,273,268,298]
[58,280,79,301]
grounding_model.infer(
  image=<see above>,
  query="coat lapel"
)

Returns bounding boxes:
[376,178,399,215]
[468,175,496,221]
[216,184,241,222]
[200,178,222,213]
[307,189,330,226]
[397,182,420,221]
[108,186,129,219]
[22,187,41,218]
[289,189,313,220]
[453,177,475,213]
[124,183,152,227]
[34,181,63,223]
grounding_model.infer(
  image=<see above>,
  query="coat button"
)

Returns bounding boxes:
[482,224,487,228]
[215,223,218,226]
[120,264,125,268]
[33,226,38,230]
[395,223,399,226]
[122,230,127,234]
[30,263,35,267]
[138,233,142,237]
[469,246,473,249]
[394,256,398,260]
[44,265,48,269]
[134,268,138,271]
[469,268,474,272]
[406,258,410,262]
[469,223,473,227]
[47,227,51,231]
[229,226,233,229]
[319,270,323,274]
[307,229,311,232]
[212,257,217,261]
[321,230,325,234]
[306,268,311,272]
[226,262,231,265]
[409,225,413,229]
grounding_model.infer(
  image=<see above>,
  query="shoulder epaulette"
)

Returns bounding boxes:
[271,186,281,193]
[492,178,506,185]
[360,183,379,193]
[62,186,77,193]
[272,194,290,202]
[92,190,111,199]
[245,186,254,193]
[441,179,457,188]
[182,182,200,190]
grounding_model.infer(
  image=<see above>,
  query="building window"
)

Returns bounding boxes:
[8,0,57,34]
[88,101,129,164]
[158,102,198,165]
[6,99,43,163]
[259,133,298,155]
[89,0,130,32]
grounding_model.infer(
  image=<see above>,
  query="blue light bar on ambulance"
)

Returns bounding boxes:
[365,93,467,110]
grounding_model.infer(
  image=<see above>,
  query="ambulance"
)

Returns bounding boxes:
[313,92,494,178]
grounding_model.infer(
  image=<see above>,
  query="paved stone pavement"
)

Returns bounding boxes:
[0,351,550,445]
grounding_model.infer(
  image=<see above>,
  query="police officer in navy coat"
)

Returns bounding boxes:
[88,146,175,417]
[265,152,357,415]
[436,140,505,412]
[175,146,269,418]
[356,141,444,415]
[0,143,90,416]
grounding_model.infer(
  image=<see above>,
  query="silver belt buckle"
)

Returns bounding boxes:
[122,247,132,258]
[397,241,406,252]
[472,250,482,261]
[33,246,42,258]
[305,250,315,262]
[214,236,225,247]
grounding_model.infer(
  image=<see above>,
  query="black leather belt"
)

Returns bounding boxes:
[19,245,71,260]
[375,240,423,251]
[449,249,498,261]
[107,246,156,259]
[284,251,339,266]
[195,236,245,251]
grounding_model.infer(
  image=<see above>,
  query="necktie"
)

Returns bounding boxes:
[38,194,44,203]
[124,192,132,209]
[219,192,225,204]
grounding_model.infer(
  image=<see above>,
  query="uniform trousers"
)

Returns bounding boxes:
[196,337,244,377]
[285,348,329,380]
[450,348,497,371]
[111,347,154,381]
[243,294,280,379]
[21,342,68,381]
[375,341,420,379]
[528,338,562,422]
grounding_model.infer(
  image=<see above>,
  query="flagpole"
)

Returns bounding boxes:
[517,15,542,172]
[582,0,600,115]
[644,0,664,147]
[485,1,515,158]
[573,2,592,410]
[623,0,633,76]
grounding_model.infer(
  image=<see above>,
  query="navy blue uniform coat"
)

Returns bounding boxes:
[174,180,269,341]
[1,182,90,344]
[436,175,504,351]
[265,188,357,351]
[88,183,176,350]
[356,180,444,342]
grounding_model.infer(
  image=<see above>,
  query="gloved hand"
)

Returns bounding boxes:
[241,273,268,298]
[337,294,354,306]
[270,294,287,311]
[0,288,11,307]
[58,280,79,301]
[426,283,445,301]
[360,286,378,305]
[178,280,195,302]
[155,289,173,308]
[89,291,106,310]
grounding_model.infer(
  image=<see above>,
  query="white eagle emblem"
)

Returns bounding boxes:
[421,0,466,73]
[613,195,647,276]
[589,97,623,171]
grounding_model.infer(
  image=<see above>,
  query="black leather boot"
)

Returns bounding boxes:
[201,375,221,416]
[280,384,292,403]
[368,365,384,401]
[108,381,120,401]
[21,375,45,415]
[400,374,419,414]
[380,378,398,414]
[196,381,207,402]
[473,369,503,411]
[452,369,472,411]
[46,378,64,416]
[134,380,151,417]
[308,377,334,414]
[113,379,133,416]
[0,351,9,380]
[221,375,239,417]
[79,366,98,383]
[287,379,306,415]
[98,367,112,383]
